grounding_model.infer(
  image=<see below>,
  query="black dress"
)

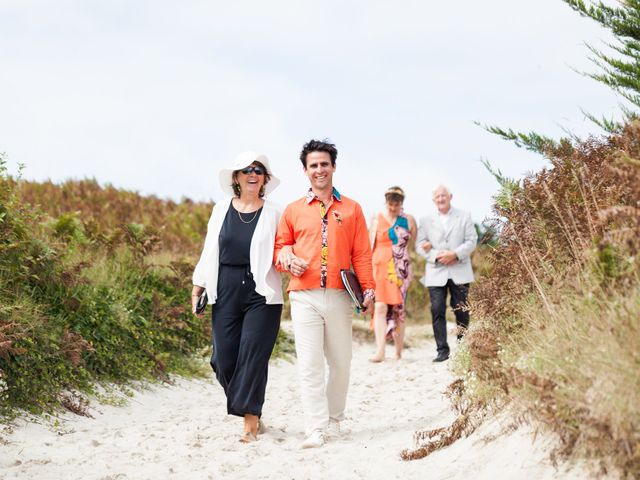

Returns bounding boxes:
[211,203,282,417]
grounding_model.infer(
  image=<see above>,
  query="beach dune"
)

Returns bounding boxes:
[0,324,587,480]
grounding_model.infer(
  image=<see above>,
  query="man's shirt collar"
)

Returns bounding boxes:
[305,187,342,204]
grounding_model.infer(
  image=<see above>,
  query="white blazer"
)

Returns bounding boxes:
[415,207,477,287]
[192,197,284,305]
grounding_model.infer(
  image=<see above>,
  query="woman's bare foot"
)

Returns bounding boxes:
[369,353,385,363]
[241,413,259,442]
[239,432,257,443]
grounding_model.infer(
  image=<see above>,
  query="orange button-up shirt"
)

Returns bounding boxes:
[274,188,375,293]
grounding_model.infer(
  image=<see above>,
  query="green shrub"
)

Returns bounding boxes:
[0,158,213,417]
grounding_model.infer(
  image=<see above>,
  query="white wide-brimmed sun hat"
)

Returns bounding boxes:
[218,151,281,197]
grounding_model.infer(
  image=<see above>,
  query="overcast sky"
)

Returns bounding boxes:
[0,0,626,224]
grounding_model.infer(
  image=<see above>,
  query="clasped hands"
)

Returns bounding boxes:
[436,250,458,265]
[420,241,458,265]
[276,246,308,277]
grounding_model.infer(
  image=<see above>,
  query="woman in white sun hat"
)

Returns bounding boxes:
[192,151,283,443]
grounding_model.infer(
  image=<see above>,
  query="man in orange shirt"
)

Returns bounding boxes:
[274,139,375,449]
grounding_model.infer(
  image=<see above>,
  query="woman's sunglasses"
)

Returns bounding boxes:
[240,166,265,175]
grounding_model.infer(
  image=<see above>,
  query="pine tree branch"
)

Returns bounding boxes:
[479,157,520,212]
[474,122,561,155]
[580,108,624,133]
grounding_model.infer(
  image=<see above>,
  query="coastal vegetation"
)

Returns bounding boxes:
[0,160,215,416]
[402,1,640,476]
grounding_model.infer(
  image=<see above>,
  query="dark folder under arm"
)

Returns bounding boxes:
[340,269,364,310]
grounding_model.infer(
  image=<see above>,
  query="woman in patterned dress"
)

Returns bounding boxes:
[369,186,419,362]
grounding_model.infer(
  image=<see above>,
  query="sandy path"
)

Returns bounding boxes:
[0,323,587,480]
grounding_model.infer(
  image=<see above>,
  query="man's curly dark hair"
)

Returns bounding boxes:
[299,139,338,168]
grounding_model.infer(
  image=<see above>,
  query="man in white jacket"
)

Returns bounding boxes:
[415,185,477,362]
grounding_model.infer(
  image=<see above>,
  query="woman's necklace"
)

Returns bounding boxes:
[234,198,262,224]
[237,209,259,224]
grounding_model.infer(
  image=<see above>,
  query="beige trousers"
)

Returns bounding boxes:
[289,288,354,435]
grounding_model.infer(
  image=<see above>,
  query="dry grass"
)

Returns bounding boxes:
[502,278,640,474]
[11,177,212,253]
[433,121,640,476]
[400,379,486,461]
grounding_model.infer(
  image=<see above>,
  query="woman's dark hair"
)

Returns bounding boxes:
[299,139,338,168]
[384,186,405,204]
[231,161,271,198]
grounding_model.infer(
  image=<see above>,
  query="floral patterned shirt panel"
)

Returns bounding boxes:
[305,187,342,288]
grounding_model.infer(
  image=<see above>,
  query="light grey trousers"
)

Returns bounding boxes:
[289,288,354,435]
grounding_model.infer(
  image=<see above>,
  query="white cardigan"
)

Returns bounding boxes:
[192,197,284,305]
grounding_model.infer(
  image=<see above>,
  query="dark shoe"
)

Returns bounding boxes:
[432,353,449,362]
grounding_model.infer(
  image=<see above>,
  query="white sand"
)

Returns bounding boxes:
[0,323,590,480]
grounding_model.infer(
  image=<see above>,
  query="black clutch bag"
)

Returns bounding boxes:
[195,291,208,314]
[340,269,365,311]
